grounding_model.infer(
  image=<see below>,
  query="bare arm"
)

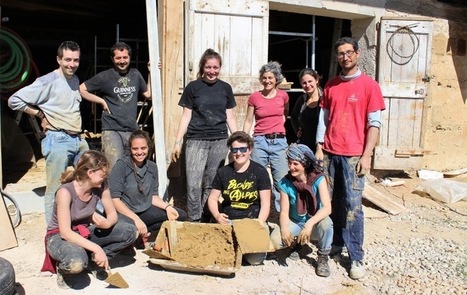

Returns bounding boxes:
[112,198,147,236]
[141,62,152,99]
[91,188,117,229]
[298,178,332,244]
[226,108,237,133]
[56,187,108,268]
[79,83,110,113]
[357,126,380,175]
[171,107,192,162]
[19,106,49,131]
[258,189,271,222]
[278,190,294,247]
[283,101,289,124]
[208,188,230,224]
[242,106,255,134]
[151,195,179,221]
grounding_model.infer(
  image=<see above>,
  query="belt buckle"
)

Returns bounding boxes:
[271,132,276,143]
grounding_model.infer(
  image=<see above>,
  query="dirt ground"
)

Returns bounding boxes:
[1,160,466,295]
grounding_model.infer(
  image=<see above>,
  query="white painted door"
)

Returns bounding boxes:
[185,0,269,94]
[374,18,433,170]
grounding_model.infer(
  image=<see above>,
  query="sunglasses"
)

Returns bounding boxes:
[230,147,248,154]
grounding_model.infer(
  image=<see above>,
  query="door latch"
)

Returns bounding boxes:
[415,88,425,95]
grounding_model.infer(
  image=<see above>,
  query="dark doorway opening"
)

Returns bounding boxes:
[267,10,350,144]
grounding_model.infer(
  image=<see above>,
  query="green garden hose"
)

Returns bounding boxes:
[0,27,31,93]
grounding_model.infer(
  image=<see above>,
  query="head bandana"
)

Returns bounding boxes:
[285,143,324,216]
[286,143,317,168]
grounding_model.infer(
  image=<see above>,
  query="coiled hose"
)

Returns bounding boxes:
[0,27,32,95]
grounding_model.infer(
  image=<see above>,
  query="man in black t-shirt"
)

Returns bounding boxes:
[80,42,151,169]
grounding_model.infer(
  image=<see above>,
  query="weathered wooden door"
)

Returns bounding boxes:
[374,18,433,170]
[184,0,269,95]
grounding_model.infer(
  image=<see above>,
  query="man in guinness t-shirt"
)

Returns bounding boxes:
[80,42,151,169]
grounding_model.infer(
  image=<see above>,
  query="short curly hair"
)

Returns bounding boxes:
[259,61,284,85]
[227,131,254,149]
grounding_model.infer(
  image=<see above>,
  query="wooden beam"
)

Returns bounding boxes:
[146,0,167,197]
[0,197,18,251]
[395,149,436,157]
[160,0,184,179]
[363,185,407,215]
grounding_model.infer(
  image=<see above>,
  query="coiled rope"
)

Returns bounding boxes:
[386,24,420,66]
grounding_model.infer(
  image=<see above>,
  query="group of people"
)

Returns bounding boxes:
[8,40,186,288]
[166,36,384,280]
[8,36,384,288]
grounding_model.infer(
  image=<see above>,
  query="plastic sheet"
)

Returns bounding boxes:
[416,179,467,204]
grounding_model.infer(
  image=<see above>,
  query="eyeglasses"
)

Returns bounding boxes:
[230,147,248,154]
[336,50,355,59]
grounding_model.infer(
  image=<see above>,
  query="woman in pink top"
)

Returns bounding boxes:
[243,61,289,212]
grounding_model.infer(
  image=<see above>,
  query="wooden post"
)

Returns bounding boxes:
[145,0,168,198]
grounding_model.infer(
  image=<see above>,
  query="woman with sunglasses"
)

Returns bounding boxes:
[109,130,187,247]
[41,150,137,288]
[243,61,289,212]
[207,131,271,265]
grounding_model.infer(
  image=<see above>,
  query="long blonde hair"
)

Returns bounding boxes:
[60,150,109,184]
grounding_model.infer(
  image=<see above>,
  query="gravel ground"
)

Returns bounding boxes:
[359,179,467,295]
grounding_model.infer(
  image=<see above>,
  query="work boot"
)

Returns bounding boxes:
[349,260,366,280]
[316,254,331,277]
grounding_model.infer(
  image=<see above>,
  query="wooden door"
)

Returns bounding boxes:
[185,0,269,95]
[374,18,433,170]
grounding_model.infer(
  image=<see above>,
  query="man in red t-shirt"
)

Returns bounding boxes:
[315,37,385,280]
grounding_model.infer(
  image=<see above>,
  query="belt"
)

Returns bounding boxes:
[46,129,80,136]
[263,133,286,139]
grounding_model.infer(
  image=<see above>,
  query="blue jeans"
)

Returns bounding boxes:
[251,136,288,212]
[270,217,333,255]
[323,153,365,261]
[102,130,132,169]
[185,139,227,221]
[46,222,138,274]
[41,130,89,225]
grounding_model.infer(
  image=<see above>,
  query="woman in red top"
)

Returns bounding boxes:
[243,61,289,212]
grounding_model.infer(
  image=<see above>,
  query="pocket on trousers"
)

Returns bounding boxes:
[347,156,365,191]
[352,174,365,191]
[41,134,52,158]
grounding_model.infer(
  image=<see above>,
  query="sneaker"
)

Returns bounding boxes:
[349,260,366,279]
[56,269,74,289]
[316,255,331,277]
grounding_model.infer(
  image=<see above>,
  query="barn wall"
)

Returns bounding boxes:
[162,0,466,170]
